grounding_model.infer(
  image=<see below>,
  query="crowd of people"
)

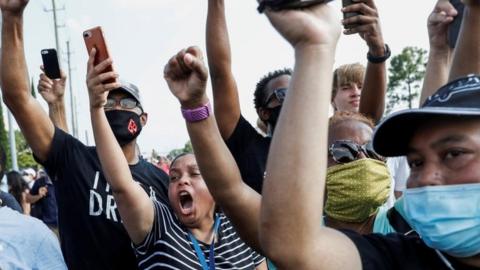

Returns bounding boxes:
[0,0,479,269]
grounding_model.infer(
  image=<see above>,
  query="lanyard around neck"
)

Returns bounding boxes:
[188,215,221,270]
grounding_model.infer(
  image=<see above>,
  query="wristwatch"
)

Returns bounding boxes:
[181,101,212,122]
[367,44,391,64]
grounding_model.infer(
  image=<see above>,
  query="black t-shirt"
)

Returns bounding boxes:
[39,128,169,270]
[343,230,479,270]
[30,176,58,226]
[225,115,270,193]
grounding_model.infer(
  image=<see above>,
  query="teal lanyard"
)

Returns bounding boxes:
[188,216,221,270]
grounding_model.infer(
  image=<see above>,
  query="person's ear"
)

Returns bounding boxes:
[140,112,148,127]
[257,107,271,122]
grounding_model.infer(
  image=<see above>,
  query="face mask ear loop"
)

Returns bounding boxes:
[435,250,455,270]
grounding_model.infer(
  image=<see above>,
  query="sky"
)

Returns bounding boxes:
[8,0,435,157]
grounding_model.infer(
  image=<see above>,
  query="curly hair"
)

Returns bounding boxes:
[253,68,292,109]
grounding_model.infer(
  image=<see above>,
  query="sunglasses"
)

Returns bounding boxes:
[329,140,385,163]
[264,88,287,106]
[105,97,141,111]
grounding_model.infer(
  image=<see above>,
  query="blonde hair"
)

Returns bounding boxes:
[332,63,366,100]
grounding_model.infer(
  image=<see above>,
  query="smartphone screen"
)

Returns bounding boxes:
[41,49,61,79]
[83,26,115,83]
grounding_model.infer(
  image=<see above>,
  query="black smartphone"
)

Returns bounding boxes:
[342,0,360,29]
[258,0,332,13]
[448,0,464,49]
[41,49,61,79]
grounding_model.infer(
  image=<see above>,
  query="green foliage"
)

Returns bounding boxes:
[0,103,37,170]
[386,47,427,113]
[0,103,10,169]
[15,130,39,170]
[167,141,192,160]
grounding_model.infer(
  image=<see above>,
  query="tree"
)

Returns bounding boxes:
[0,96,39,170]
[167,141,192,160]
[0,102,10,169]
[386,46,427,113]
[15,130,39,169]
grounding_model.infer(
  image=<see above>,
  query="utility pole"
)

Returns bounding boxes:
[66,41,77,138]
[85,130,90,146]
[7,110,17,171]
[49,0,63,54]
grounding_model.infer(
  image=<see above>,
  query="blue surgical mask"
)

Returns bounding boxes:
[403,183,480,258]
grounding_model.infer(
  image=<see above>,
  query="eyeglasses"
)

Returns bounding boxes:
[264,88,287,106]
[329,140,385,163]
[104,97,141,110]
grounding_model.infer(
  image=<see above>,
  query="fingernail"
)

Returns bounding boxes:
[184,53,193,64]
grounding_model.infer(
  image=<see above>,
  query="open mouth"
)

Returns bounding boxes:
[179,191,194,215]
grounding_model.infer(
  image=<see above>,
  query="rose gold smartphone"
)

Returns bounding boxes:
[83,26,115,83]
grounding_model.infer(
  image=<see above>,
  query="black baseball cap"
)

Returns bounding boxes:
[373,74,480,157]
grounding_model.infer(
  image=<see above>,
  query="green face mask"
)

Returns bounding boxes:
[325,158,391,223]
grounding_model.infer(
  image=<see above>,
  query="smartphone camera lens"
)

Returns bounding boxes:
[83,31,92,38]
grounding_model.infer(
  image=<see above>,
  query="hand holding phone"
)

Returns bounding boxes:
[83,26,115,83]
[41,49,61,79]
[342,0,361,29]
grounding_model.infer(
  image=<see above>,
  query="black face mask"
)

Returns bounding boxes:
[266,106,282,133]
[105,110,143,146]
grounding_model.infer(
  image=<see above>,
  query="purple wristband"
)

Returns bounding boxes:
[181,101,212,122]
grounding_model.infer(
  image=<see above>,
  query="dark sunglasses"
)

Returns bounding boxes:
[264,88,287,106]
[329,140,385,164]
[105,97,141,111]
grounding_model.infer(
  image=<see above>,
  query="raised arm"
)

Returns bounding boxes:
[343,0,386,122]
[0,0,54,162]
[87,49,153,245]
[420,0,456,104]
[259,4,361,269]
[206,0,241,139]
[164,46,263,252]
[448,0,480,80]
[38,68,69,132]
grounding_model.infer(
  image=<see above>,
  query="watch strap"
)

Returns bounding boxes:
[367,44,391,64]
[181,101,212,122]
